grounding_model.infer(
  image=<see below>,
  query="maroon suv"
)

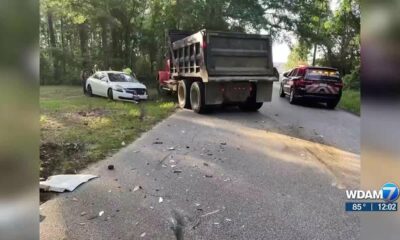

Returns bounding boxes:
[280,66,343,109]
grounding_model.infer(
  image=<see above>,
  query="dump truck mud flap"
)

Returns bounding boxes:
[204,82,223,105]
[256,82,273,102]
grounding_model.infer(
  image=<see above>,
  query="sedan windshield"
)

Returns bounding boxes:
[108,73,139,83]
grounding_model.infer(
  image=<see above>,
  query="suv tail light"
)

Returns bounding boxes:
[295,79,312,87]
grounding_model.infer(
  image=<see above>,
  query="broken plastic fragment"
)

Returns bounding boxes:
[39,174,98,192]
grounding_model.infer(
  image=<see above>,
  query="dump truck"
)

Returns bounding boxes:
[157,29,278,113]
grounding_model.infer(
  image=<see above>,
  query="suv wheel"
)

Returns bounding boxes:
[279,84,285,97]
[289,88,297,104]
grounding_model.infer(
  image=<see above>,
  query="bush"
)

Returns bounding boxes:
[343,65,360,90]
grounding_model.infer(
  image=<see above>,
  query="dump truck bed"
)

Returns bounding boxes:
[170,29,275,82]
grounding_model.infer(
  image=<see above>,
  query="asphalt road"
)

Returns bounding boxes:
[40,83,360,240]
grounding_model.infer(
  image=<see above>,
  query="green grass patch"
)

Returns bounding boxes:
[40,85,176,177]
[338,89,360,115]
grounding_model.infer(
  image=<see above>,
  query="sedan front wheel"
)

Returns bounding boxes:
[108,88,114,100]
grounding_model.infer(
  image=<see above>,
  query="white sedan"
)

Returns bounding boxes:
[86,71,148,101]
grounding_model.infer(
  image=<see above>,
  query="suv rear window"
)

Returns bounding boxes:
[305,68,340,81]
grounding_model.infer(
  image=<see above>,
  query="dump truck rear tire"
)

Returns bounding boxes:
[190,81,207,113]
[178,80,191,109]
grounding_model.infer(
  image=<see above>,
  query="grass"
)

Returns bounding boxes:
[338,89,360,115]
[40,85,176,177]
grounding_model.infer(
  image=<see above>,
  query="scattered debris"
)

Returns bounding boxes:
[133,150,140,153]
[108,164,114,170]
[133,186,142,192]
[205,174,213,178]
[170,165,176,168]
[225,218,232,222]
[121,141,126,146]
[195,203,201,207]
[79,222,86,226]
[173,170,182,174]
[159,197,163,203]
[80,211,87,216]
[223,178,231,182]
[169,159,175,163]
[39,174,98,192]
[168,147,175,151]
[140,232,146,238]
[87,214,98,220]
[153,141,163,144]
[72,197,78,201]
[99,211,104,217]
[213,222,220,225]
[201,209,220,218]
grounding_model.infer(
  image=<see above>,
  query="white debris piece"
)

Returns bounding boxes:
[121,141,126,146]
[159,197,163,203]
[133,186,141,192]
[98,211,104,217]
[140,232,146,237]
[39,174,98,192]
[168,147,175,151]
[200,209,220,218]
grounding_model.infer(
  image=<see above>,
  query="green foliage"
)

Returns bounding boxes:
[40,0,270,85]
[284,0,360,77]
[40,0,360,85]
[342,65,360,90]
[339,89,360,115]
[285,43,309,70]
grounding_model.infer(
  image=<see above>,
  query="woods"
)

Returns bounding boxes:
[40,0,360,86]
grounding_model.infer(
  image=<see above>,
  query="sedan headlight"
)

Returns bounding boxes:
[113,86,124,92]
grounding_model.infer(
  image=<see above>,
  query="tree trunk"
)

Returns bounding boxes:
[100,19,109,69]
[47,11,61,83]
[60,18,66,75]
[78,22,89,69]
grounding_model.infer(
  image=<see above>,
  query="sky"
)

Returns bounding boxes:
[272,42,291,63]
